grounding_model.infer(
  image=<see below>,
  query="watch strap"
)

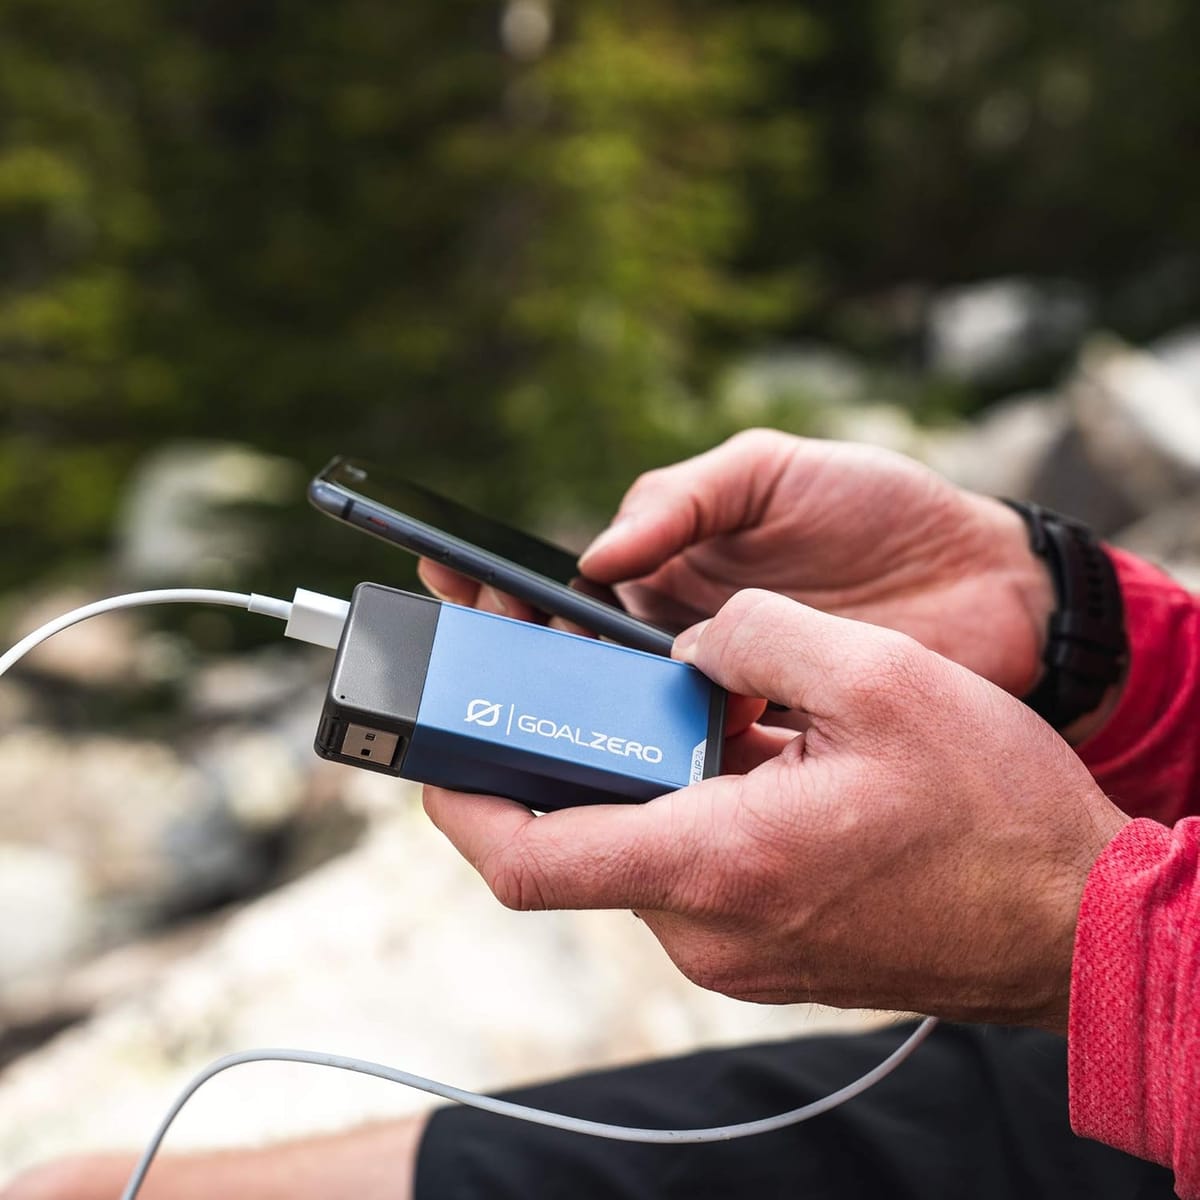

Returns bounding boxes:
[1001,499,1128,731]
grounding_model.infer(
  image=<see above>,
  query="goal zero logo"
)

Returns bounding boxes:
[465,699,502,727]
[464,698,663,764]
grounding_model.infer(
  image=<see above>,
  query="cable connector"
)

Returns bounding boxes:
[280,588,351,649]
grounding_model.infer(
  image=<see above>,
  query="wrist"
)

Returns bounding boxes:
[973,496,1056,696]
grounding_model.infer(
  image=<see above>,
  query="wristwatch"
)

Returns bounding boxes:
[1001,499,1129,732]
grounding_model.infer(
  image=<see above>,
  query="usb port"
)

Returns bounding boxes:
[341,723,401,767]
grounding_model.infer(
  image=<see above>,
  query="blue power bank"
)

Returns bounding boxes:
[315,583,726,811]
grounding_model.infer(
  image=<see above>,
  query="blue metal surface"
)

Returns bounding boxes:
[404,604,716,810]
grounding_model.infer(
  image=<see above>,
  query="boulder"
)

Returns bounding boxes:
[0,791,880,1180]
[0,843,90,987]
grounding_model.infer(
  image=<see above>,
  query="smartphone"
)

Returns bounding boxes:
[308,457,709,655]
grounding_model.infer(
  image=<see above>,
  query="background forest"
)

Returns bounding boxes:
[2,1,1200,1175]
[3,0,1198,596]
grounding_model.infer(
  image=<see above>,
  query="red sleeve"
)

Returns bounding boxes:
[1075,548,1200,824]
[1069,551,1200,1193]
[1070,818,1200,1194]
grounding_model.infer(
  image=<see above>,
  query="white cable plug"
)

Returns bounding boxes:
[1,590,939,1200]
[0,587,350,680]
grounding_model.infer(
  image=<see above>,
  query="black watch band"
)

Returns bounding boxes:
[1001,499,1128,732]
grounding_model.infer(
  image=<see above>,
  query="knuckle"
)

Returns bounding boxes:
[485,849,551,912]
[623,466,667,507]
[676,944,749,999]
[714,587,780,634]
[728,426,789,457]
[847,630,929,712]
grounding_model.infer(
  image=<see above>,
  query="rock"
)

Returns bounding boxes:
[0,733,220,938]
[1063,336,1200,522]
[0,844,91,987]
[818,402,922,456]
[2,590,143,688]
[0,727,331,946]
[0,795,881,1179]
[1151,325,1200,400]
[116,443,301,587]
[718,345,871,422]
[927,278,1091,384]
[921,393,1069,498]
[183,648,329,722]
[1113,495,1200,590]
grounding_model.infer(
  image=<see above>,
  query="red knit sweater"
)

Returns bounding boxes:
[1071,549,1200,1195]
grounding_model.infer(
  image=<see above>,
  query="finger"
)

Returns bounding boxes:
[417,560,481,606]
[422,785,706,912]
[724,692,768,736]
[578,431,793,583]
[674,589,898,717]
[417,561,540,623]
[720,723,798,774]
[547,614,597,639]
[475,585,516,618]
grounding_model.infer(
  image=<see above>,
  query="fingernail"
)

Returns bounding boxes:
[485,586,510,614]
[673,620,710,663]
[580,514,637,565]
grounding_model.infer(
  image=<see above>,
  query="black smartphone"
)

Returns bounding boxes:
[308,457,709,655]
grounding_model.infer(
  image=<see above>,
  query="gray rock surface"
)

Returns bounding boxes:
[0,787,876,1180]
[0,843,90,987]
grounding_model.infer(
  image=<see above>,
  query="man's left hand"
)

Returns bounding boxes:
[424,591,1129,1031]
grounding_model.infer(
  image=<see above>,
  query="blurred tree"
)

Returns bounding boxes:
[1,0,1197,591]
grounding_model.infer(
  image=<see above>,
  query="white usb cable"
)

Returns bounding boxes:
[1,591,938,1200]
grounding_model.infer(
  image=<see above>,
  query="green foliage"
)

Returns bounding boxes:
[1,0,1197,591]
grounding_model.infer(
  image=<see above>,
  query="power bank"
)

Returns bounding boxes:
[315,583,726,811]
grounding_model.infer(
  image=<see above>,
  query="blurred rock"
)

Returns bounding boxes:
[117,443,301,588]
[922,393,1069,498]
[0,795,879,1178]
[0,844,91,986]
[1151,325,1200,399]
[4,590,142,688]
[1113,497,1200,589]
[0,706,360,955]
[719,345,870,420]
[184,648,327,721]
[0,733,228,939]
[0,680,33,726]
[194,731,307,833]
[1058,337,1200,524]
[818,402,921,455]
[927,278,1091,384]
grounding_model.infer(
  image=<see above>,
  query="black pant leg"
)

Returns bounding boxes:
[413,1022,1176,1200]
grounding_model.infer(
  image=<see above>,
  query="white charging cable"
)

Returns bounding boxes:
[0,587,350,679]
[1,591,938,1200]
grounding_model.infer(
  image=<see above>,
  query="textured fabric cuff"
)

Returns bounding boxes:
[1069,816,1200,1190]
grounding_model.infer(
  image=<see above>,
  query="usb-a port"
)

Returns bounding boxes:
[341,723,401,767]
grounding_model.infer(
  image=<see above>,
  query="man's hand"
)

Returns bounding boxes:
[575,429,1054,697]
[424,590,1129,1030]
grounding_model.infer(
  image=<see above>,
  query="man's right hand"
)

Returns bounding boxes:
[578,429,1058,698]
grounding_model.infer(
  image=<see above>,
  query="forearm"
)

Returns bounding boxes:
[1,1117,427,1200]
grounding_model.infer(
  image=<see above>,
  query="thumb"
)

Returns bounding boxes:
[578,432,789,583]
[423,786,714,912]
[674,589,907,719]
